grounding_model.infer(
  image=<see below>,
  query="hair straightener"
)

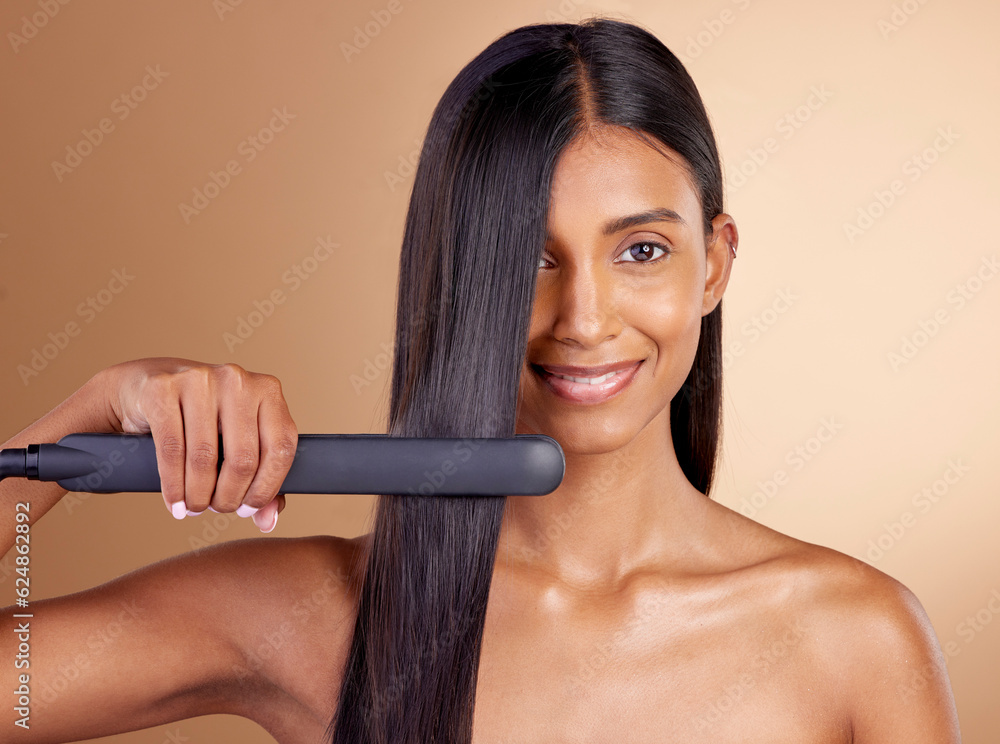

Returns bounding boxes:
[0,433,564,496]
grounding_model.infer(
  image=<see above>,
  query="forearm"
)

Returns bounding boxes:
[1,369,120,558]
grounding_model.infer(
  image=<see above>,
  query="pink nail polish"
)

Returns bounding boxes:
[261,510,278,533]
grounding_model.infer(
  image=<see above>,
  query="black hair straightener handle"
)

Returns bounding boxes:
[0,433,565,496]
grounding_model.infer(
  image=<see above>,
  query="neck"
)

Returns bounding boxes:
[496,406,712,590]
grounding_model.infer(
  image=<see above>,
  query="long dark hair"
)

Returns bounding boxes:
[327,16,725,743]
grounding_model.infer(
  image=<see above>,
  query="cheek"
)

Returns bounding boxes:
[638,282,699,333]
[633,280,704,382]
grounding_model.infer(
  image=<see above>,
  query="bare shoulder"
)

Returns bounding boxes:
[714,505,962,742]
[791,545,960,741]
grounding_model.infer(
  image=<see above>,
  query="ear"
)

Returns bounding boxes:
[702,213,738,317]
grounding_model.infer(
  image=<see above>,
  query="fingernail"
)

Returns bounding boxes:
[237,504,259,518]
[260,510,278,534]
[171,502,187,520]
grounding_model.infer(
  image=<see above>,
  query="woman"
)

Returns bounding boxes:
[1,17,960,744]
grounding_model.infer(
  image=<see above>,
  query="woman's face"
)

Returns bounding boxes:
[515,125,735,454]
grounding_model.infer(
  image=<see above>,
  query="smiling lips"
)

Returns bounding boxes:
[532,360,643,404]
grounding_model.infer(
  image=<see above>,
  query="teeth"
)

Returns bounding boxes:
[551,370,619,385]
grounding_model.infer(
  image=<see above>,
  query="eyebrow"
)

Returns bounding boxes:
[545,207,686,241]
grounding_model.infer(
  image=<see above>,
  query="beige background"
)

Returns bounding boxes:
[2,0,998,740]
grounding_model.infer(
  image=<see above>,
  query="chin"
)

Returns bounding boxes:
[515,411,655,457]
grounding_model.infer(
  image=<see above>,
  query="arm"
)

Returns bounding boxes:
[1,369,118,558]
[2,541,248,741]
[2,534,357,741]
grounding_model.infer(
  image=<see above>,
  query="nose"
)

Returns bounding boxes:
[546,263,624,348]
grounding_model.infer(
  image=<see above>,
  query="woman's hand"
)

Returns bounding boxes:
[101,357,298,533]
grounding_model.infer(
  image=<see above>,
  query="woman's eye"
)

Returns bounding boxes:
[618,241,670,263]
[537,241,671,269]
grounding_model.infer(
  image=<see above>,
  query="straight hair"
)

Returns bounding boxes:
[327,16,726,743]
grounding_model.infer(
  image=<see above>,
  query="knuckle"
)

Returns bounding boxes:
[157,435,186,463]
[190,442,219,473]
[271,432,299,462]
[218,362,248,383]
[257,373,285,399]
[208,362,247,395]
[226,449,259,478]
[180,364,213,386]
